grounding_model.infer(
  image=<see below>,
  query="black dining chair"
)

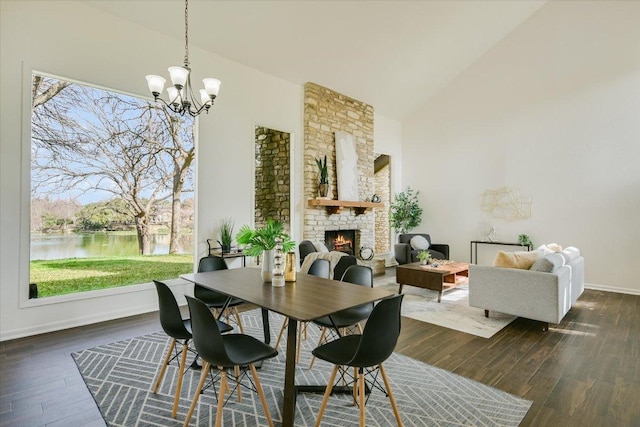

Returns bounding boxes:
[312,294,404,427]
[309,265,373,369]
[333,255,357,281]
[309,265,374,369]
[275,258,331,362]
[194,256,246,333]
[151,280,232,418]
[183,295,278,427]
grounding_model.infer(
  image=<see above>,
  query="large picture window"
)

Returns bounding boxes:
[30,73,195,298]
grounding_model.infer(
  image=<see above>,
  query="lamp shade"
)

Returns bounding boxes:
[202,78,221,96]
[199,89,211,105]
[167,87,181,104]
[168,66,189,87]
[145,75,166,94]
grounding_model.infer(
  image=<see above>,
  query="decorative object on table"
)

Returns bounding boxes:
[334,131,359,201]
[272,237,285,287]
[481,186,532,221]
[390,186,423,235]
[284,251,296,282]
[359,245,374,261]
[315,155,329,198]
[216,217,234,253]
[144,0,221,118]
[236,219,295,282]
[478,221,496,242]
[371,194,381,203]
[417,249,431,265]
[518,233,533,248]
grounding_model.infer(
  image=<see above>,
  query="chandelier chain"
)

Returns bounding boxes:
[184,0,190,67]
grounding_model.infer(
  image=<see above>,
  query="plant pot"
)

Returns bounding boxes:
[318,183,329,198]
[420,259,428,265]
[220,244,231,254]
[261,249,274,282]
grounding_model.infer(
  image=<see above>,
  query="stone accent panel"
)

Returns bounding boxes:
[374,160,391,254]
[303,82,375,251]
[255,126,290,233]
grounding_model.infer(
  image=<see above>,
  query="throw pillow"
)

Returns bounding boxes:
[529,253,565,273]
[410,235,430,250]
[562,246,580,261]
[493,250,539,269]
[313,241,329,253]
[546,243,563,252]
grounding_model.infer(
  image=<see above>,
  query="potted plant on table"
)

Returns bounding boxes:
[417,250,431,265]
[389,186,423,236]
[236,219,295,282]
[217,217,234,253]
[315,155,329,198]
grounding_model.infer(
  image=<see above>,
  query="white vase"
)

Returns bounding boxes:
[261,249,274,282]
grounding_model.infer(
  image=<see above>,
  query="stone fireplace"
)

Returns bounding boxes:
[303,82,376,252]
[324,229,357,255]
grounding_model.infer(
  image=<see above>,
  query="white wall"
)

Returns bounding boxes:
[402,1,640,293]
[0,0,304,340]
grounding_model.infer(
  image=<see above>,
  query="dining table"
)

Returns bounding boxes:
[181,267,395,427]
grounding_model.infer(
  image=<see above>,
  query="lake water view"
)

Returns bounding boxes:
[31,233,194,260]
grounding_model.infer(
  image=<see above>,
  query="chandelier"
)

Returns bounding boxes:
[145,0,221,117]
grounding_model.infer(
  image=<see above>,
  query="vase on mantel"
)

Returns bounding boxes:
[261,249,274,282]
[318,182,329,198]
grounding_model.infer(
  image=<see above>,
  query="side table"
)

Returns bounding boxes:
[470,240,532,264]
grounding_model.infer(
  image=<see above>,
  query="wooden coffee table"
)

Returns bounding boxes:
[396,262,469,303]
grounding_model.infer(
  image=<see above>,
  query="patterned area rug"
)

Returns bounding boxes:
[378,282,517,338]
[72,310,531,426]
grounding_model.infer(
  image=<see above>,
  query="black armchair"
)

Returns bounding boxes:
[394,233,449,265]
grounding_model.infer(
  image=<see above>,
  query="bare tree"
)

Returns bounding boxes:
[31,75,195,255]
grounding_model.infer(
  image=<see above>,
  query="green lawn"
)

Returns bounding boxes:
[30,254,193,297]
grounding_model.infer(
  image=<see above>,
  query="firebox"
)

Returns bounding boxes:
[324,229,357,255]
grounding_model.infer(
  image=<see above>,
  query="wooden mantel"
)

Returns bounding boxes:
[308,199,384,215]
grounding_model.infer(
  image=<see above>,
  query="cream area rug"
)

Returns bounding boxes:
[378,282,516,338]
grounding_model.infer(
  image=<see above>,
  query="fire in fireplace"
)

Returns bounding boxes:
[324,229,357,255]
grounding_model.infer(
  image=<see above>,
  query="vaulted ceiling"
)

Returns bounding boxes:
[87,0,546,120]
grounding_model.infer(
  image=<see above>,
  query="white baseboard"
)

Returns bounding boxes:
[585,283,640,296]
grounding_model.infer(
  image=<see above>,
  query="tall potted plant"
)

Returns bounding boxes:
[389,186,423,236]
[217,217,234,253]
[315,155,329,198]
[236,219,295,281]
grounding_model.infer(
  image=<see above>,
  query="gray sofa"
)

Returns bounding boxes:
[468,247,584,330]
[394,233,449,265]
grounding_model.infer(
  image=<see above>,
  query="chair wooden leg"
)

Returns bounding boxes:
[172,342,189,417]
[234,365,242,403]
[356,323,363,334]
[379,364,403,427]
[249,364,274,427]
[352,367,358,405]
[314,364,339,427]
[233,307,245,333]
[275,317,288,351]
[358,368,366,427]
[309,327,327,369]
[183,361,210,427]
[153,338,176,393]
[215,368,228,427]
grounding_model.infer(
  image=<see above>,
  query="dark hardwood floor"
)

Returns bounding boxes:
[1,269,639,426]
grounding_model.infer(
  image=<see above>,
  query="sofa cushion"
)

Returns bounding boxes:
[530,253,565,273]
[410,235,430,250]
[493,250,539,269]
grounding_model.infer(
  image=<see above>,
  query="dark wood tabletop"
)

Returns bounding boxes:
[181,267,395,427]
[181,268,394,322]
